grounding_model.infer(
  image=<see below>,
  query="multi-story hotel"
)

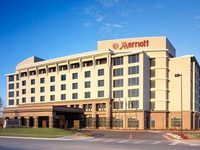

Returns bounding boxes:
[3,36,200,130]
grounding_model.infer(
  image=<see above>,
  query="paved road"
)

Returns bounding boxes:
[0,137,199,150]
[88,130,166,140]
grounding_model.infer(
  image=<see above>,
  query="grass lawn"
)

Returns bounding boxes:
[0,128,75,138]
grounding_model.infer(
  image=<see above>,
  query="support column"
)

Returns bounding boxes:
[92,103,96,128]
[106,100,111,129]
[34,117,38,128]
[25,117,30,128]
[49,113,55,128]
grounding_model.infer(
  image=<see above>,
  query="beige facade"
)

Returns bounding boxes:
[3,36,200,130]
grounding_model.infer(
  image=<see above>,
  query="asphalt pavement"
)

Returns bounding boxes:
[0,135,200,150]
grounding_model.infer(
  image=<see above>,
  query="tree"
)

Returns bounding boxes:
[0,97,3,117]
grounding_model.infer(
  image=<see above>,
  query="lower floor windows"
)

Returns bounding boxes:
[128,118,139,128]
[50,95,55,101]
[22,97,26,103]
[128,100,139,109]
[8,99,14,105]
[171,117,181,128]
[112,118,123,127]
[150,119,155,128]
[85,92,91,98]
[113,101,123,109]
[40,96,45,102]
[72,93,78,99]
[61,94,66,100]
[31,97,35,103]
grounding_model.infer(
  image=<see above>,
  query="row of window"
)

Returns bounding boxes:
[8,91,105,105]
[113,89,139,98]
[113,77,139,87]
[8,69,105,82]
[113,54,139,66]
[113,66,139,76]
[113,100,139,109]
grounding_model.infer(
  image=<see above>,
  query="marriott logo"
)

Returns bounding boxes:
[112,40,149,50]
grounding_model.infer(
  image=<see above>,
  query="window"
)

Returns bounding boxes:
[150,70,155,77]
[85,92,91,98]
[113,118,123,127]
[9,91,14,97]
[113,57,123,66]
[150,101,155,110]
[50,95,55,101]
[72,93,78,99]
[61,74,66,81]
[113,79,123,87]
[113,90,123,98]
[98,91,104,97]
[59,65,67,71]
[128,118,139,128]
[113,68,123,76]
[128,54,139,63]
[50,86,55,92]
[113,101,123,109]
[50,76,55,82]
[31,79,35,85]
[22,89,26,95]
[9,83,14,89]
[40,87,45,93]
[72,83,78,89]
[61,84,66,90]
[16,99,19,105]
[40,96,45,102]
[171,117,181,128]
[8,75,14,82]
[20,72,27,78]
[85,81,91,88]
[128,77,139,86]
[128,89,139,97]
[22,80,26,86]
[98,69,104,76]
[98,80,104,87]
[22,97,26,103]
[72,73,78,79]
[16,83,19,89]
[151,118,155,128]
[150,58,156,67]
[61,94,66,100]
[8,99,14,105]
[16,91,19,97]
[85,71,91,78]
[150,80,155,88]
[16,74,19,80]
[128,66,139,75]
[31,97,35,102]
[150,91,155,99]
[31,88,35,94]
[40,78,45,83]
[48,67,56,73]
[128,100,139,108]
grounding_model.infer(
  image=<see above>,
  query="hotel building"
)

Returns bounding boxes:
[3,36,200,130]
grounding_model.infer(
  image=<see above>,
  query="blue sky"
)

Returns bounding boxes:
[0,0,200,103]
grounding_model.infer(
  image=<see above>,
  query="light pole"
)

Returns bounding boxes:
[174,73,183,137]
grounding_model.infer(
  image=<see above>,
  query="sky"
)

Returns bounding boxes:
[0,0,200,104]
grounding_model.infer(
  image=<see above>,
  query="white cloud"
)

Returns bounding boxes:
[194,15,200,20]
[100,23,123,33]
[95,15,104,22]
[97,0,119,8]
[83,21,92,27]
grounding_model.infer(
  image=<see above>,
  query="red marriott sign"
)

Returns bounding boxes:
[112,40,149,50]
